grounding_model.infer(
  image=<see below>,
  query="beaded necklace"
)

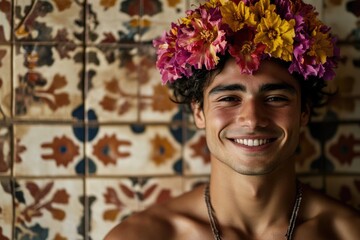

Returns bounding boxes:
[204,181,303,240]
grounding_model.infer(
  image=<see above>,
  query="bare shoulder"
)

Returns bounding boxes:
[297,184,360,240]
[104,184,209,240]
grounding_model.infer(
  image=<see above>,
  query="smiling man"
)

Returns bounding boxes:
[104,0,360,239]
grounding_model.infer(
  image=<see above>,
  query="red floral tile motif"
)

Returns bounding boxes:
[138,177,183,210]
[102,182,136,221]
[0,0,11,42]
[14,179,84,239]
[325,124,360,173]
[184,128,211,175]
[86,46,139,122]
[189,134,210,165]
[0,127,11,175]
[41,135,80,167]
[329,134,360,166]
[14,0,83,42]
[87,179,138,239]
[92,134,131,166]
[14,125,84,176]
[0,179,12,240]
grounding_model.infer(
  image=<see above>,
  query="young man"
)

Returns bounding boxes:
[105,0,360,239]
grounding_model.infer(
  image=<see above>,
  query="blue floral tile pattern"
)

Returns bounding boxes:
[0,0,12,42]
[87,178,138,240]
[14,0,84,43]
[0,126,11,176]
[14,124,85,176]
[0,0,359,238]
[14,178,84,240]
[0,45,11,118]
[13,44,83,120]
[87,124,182,175]
[0,178,12,240]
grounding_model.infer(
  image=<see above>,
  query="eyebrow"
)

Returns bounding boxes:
[208,83,296,95]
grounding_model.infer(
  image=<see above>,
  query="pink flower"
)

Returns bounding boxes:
[177,7,227,71]
[228,28,266,74]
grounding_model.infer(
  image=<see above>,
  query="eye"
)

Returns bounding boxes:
[266,96,288,102]
[219,96,241,102]
[265,95,290,106]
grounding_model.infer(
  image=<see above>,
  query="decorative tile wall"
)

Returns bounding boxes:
[0,0,359,239]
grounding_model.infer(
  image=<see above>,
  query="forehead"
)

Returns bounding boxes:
[206,59,300,93]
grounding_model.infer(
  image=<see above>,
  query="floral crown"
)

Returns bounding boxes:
[153,0,339,84]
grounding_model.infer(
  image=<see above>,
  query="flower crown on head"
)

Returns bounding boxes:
[153,0,339,85]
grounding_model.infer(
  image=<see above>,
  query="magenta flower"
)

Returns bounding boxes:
[177,6,227,71]
[228,28,266,74]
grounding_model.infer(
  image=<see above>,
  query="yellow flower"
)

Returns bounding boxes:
[252,0,276,21]
[254,11,295,61]
[308,28,333,64]
[204,0,227,8]
[220,1,256,32]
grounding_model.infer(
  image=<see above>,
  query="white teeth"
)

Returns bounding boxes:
[234,138,270,146]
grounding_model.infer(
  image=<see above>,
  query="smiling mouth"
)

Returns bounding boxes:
[233,138,275,147]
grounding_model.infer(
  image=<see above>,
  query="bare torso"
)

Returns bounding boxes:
[104,183,360,240]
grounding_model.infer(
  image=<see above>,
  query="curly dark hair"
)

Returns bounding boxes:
[167,54,335,118]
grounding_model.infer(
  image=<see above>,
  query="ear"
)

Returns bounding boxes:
[191,102,205,129]
[300,105,310,127]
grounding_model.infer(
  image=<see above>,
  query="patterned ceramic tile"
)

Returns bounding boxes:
[14,178,84,240]
[325,175,360,210]
[324,0,359,40]
[325,124,360,173]
[85,45,139,123]
[314,45,360,121]
[139,0,187,42]
[0,0,11,43]
[0,125,11,176]
[138,177,183,210]
[86,124,182,175]
[13,44,83,120]
[86,0,141,43]
[14,124,85,176]
[138,45,180,123]
[294,127,322,173]
[14,0,84,43]
[87,178,138,240]
[184,126,211,175]
[0,45,11,119]
[0,178,12,240]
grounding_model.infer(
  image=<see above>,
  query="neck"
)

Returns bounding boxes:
[209,158,298,236]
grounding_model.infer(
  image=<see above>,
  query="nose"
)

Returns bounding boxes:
[238,98,269,130]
